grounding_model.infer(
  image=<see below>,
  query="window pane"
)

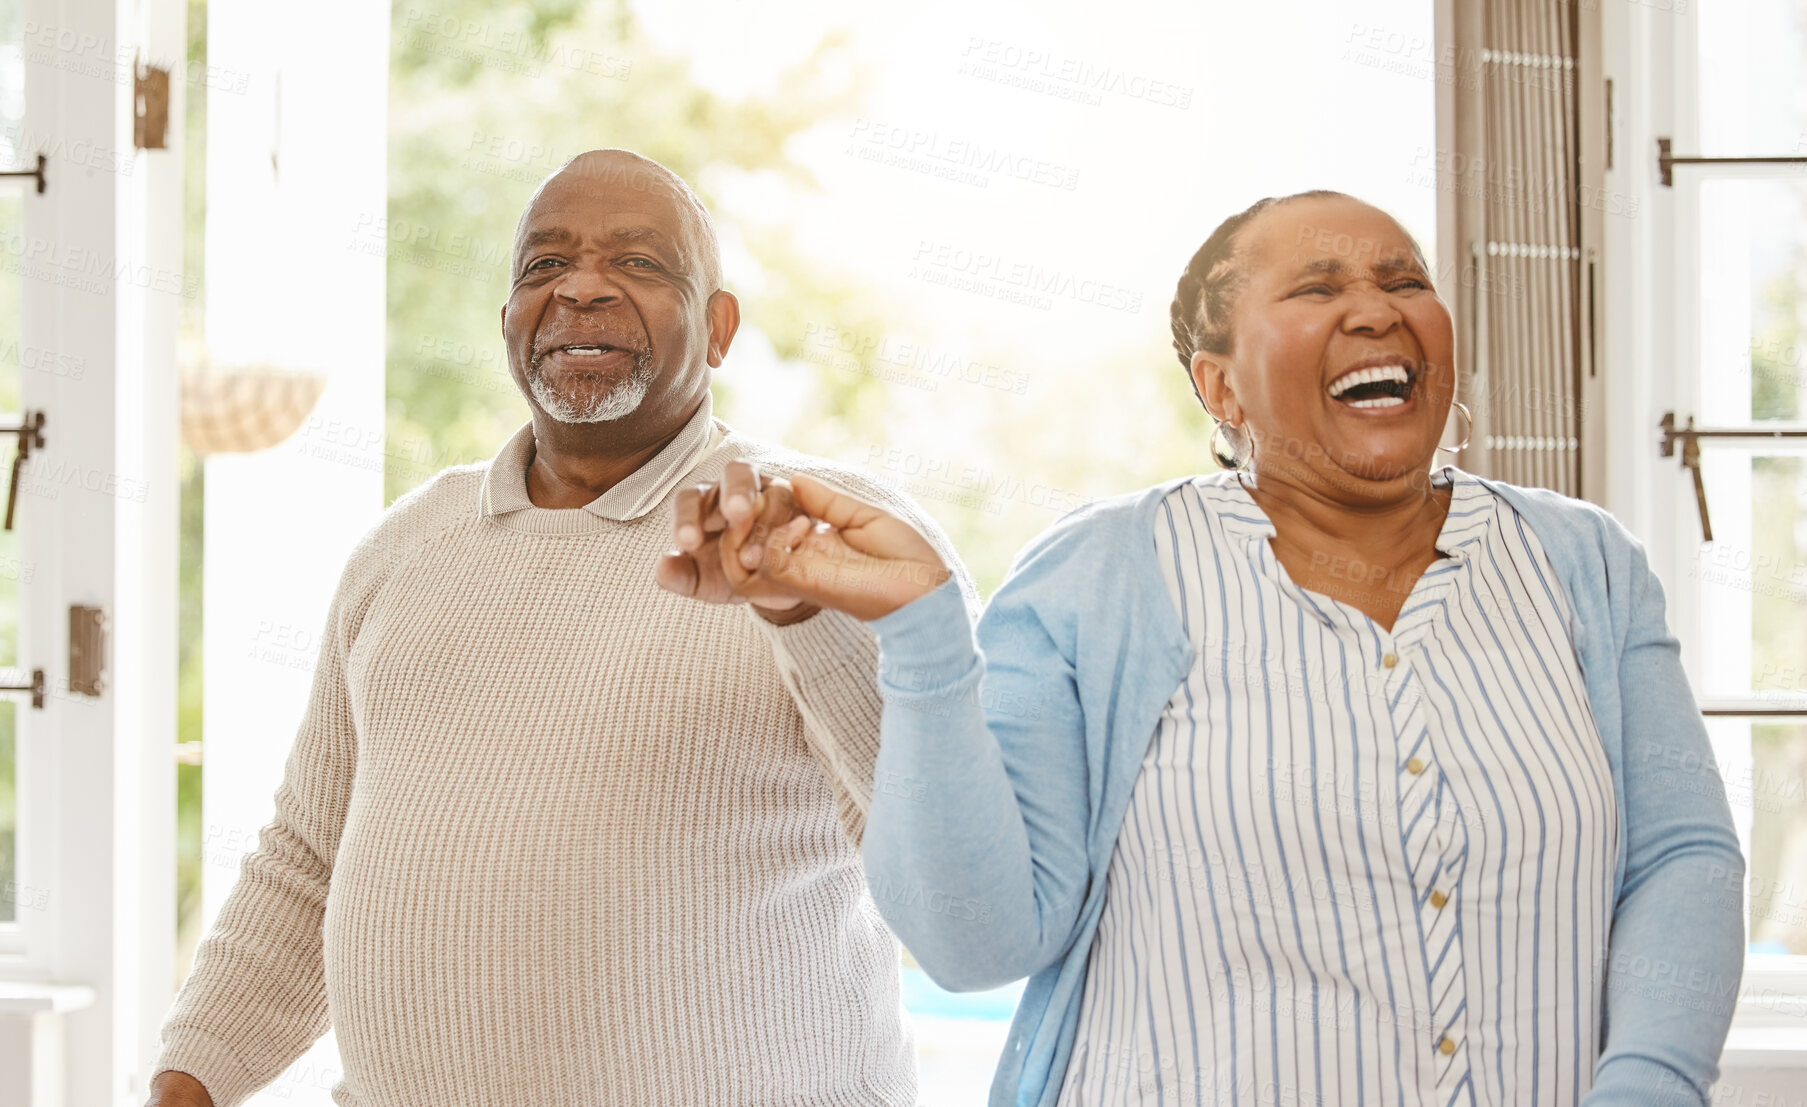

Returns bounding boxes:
[0,700,12,925]
[1698,0,1807,157]
[1750,721,1807,955]
[1748,456,1807,955]
[1698,179,1807,424]
[0,187,16,925]
[1693,450,1807,955]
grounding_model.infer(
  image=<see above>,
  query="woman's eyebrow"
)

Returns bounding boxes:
[1372,256,1428,278]
[1287,256,1426,281]
[1291,257,1345,278]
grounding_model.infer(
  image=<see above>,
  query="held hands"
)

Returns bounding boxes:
[656,461,951,622]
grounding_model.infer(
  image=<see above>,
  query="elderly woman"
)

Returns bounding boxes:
[661,191,1744,1107]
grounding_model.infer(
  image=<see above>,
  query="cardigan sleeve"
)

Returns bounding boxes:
[862,535,1095,993]
[747,461,980,849]
[1584,538,1747,1106]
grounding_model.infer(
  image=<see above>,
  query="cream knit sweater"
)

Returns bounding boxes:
[154,424,973,1107]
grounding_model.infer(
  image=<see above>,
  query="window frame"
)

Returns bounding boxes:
[1601,0,1807,1033]
[0,0,183,1098]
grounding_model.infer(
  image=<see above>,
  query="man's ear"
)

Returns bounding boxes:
[705,289,741,368]
[1190,348,1240,425]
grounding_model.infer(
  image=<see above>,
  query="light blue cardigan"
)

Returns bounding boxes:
[864,475,1746,1107]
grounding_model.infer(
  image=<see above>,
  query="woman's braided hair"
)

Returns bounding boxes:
[1169,189,1352,405]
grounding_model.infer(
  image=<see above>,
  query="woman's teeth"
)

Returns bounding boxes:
[1326,363,1415,408]
[1327,364,1412,398]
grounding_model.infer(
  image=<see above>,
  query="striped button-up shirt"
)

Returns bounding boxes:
[1059,467,1618,1107]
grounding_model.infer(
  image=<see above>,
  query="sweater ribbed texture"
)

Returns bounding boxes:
[154,428,975,1107]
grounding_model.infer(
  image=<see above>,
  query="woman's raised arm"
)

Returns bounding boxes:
[659,461,1100,990]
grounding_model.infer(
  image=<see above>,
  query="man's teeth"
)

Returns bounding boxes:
[563,345,609,354]
[1327,364,1411,398]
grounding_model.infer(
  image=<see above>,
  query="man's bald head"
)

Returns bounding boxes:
[501,147,741,443]
[512,148,723,292]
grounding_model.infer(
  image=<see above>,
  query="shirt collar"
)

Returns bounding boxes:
[1207,465,1496,627]
[1430,468,1496,553]
[1213,465,1490,550]
[478,391,723,522]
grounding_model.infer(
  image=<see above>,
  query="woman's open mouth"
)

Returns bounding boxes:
[1325,361,1417,410]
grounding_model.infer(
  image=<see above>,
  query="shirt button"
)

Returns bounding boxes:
[1406,757,1426,775]
[1438,1036,1457,1056]
[1383,652,1398,668]
[1429,890,1449,909]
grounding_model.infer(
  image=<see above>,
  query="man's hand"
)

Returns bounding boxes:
[145,1070,213,1107]
[657,462,951,622]
[658,461,822,620]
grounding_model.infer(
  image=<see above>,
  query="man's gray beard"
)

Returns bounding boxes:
[527,349,656,423]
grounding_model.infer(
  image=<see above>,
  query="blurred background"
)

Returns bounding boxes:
[165,0,1437,1097]
[6,0,1807,1103]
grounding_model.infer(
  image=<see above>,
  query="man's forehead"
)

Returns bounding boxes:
[520,207,685,241]
[511,151,721,286]
[514,187,703,267]
[524,174,692,232]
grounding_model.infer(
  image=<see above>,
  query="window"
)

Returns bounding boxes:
[1612,0,1807,1032]
[1692,174,1807,964]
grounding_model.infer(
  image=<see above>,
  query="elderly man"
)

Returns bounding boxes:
[146,149,970,1107]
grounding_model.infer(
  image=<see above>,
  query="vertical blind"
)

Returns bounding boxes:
[1447,0,1602,498]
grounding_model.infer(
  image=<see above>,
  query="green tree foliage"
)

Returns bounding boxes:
[174,0,209,981]
[383,0,1213,596]
[385,0,888,499]
[1751,266,1804,422]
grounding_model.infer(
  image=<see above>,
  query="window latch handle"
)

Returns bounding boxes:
[2,410,47,531]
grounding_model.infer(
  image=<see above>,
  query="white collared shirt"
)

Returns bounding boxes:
[479,390,725,522]
[1061,467,1618,1107]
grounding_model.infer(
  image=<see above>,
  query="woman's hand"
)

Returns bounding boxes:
[657,461,950,621]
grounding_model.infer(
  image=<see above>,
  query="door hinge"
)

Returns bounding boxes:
[135,57,170,150]
[70,604,109,697]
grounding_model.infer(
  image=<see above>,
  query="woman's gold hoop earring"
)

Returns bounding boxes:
[1210,420,1250,470]
[1437,400,1473,454]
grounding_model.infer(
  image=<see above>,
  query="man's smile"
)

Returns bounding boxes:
[530,335,650,373]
